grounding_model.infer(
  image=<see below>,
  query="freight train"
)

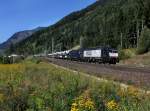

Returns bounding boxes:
[48,47,119,64]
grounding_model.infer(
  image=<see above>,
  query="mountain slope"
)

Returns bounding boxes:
[8,0,150,54]
[0,27,45,53]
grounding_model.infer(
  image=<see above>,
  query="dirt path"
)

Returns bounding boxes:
[45,58,150,88]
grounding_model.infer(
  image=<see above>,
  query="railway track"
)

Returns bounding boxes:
[45,57,150,88]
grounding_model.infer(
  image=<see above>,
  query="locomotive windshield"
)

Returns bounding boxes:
[110,50,118,53]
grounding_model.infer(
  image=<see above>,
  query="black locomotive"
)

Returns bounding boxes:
[48,47,119,64]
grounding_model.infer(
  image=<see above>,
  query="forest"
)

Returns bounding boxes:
[7,0,150,55]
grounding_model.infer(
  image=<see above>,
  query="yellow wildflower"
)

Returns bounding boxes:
[71,107,79,111]
[71,102,79,111]
[127,86,139,98]
[117,88,126,97]
[70,90,96,111]
[106,100,118,110]
[85,99,95,109]
[72,103,78,108]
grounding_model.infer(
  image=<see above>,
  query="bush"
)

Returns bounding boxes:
[31,58,41,64]
[119,49,136,60]
[137,27,150,54]
[24,57,41,64]
[0,56,3,63]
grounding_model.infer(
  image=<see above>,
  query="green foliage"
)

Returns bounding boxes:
[137,27,150,54]
[25,57,41,64]
[119,49,136,60]
[0,56,3,63]
[0,56,11,64]
[0,62,150,111]
[0,63,89,111]
[0,56,25,64]
[7,0,150,54]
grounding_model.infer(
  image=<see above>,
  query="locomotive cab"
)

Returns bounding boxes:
[108,49,119,64]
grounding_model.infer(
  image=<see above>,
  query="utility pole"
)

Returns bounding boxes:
[13,56,14,64]
[33,43,36,55]
[59,43,62,51]
[3,56,5,64]
[136,20,140,48]
[44,42,48,57]
[141,19,144,30]
[80,36,83,48]
[52,37,54,53]
[120,33,123,49]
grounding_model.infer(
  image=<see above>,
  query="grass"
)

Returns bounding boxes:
[119,48,150,67]
[120,52,150,66]
[0,61,150,111]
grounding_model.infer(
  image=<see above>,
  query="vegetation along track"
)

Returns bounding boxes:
[45,58,150,89]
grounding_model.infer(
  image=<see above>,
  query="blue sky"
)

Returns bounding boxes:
[0,0,96,43]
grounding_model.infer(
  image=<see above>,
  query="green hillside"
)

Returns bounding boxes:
[8,0,150,54]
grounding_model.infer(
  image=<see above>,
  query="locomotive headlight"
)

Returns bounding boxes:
[109,53,119,57]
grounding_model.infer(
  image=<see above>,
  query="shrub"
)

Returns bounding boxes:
[0,56,3,63]
[24,57,41,64]
[137,27,150,54]
[119,49,136,60]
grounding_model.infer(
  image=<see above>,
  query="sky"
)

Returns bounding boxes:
[0,0,96,43]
